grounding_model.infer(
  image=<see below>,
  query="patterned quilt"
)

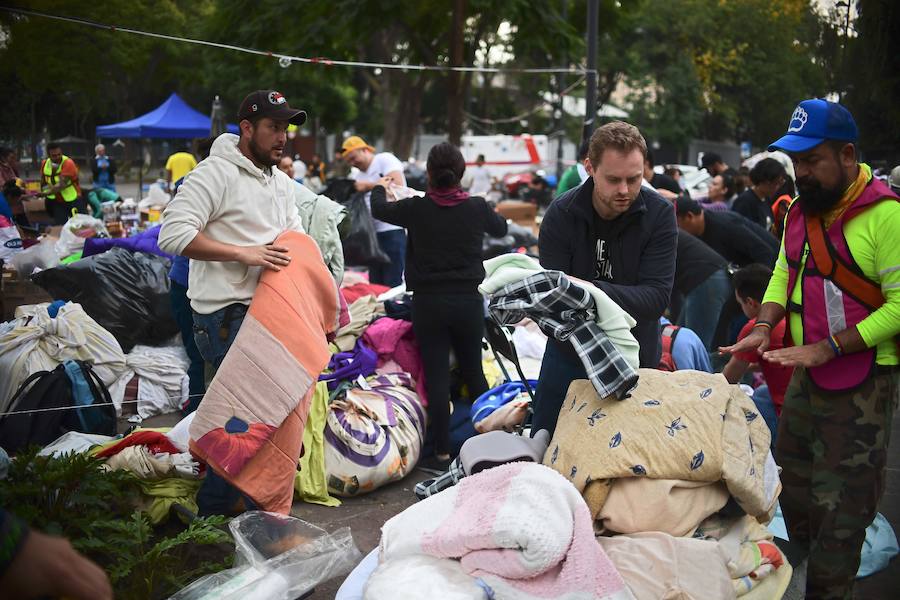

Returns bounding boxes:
[189,231,343,513]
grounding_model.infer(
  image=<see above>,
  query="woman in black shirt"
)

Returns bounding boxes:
[372,142,507,468]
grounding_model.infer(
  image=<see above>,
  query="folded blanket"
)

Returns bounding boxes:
[380,462,634,600]
[598,478,729,537]
[189,231,342,513]
[597,532,734,600]
[490,271,638,400]
[480,253,639,368]
[545,370,772,523]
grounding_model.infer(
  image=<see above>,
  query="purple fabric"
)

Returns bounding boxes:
[700,200,730,213]
[82,225,173,259]
[324,426,393,467]
[318,339,378,390]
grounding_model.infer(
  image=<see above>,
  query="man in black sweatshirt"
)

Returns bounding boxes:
[536,121,677,435]
[675,197,778,268]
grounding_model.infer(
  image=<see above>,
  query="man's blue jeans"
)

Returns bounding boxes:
[531,341,588,438]
[191,303,256,516]
[169,282,205,414]
[369,229,406,288]
[678,268,731,351]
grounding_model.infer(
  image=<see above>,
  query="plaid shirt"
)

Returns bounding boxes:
[489,270,638,400]
[414,457,467,500]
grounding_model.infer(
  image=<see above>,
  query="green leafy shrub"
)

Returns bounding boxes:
[0,447,233,599]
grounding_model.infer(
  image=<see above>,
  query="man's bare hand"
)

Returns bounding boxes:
[0,530,113,600]
[763,340,834,368]
[719,327,770,356]
[235,244,291,271]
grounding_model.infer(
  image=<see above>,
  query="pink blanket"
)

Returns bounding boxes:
[362,317,428,407]
[380,462,633,599]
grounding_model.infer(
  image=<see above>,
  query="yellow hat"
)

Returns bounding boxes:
[341,135,374,158]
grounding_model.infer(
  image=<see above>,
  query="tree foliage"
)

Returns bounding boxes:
[616,0,826,150]
[841,0,900,163]
[4,0,886,163]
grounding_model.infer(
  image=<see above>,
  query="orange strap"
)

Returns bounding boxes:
[805,214,885,310]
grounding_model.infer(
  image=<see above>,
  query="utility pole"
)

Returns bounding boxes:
[836,0,852,103]
[555,0,568,178]
[581,0,599,146]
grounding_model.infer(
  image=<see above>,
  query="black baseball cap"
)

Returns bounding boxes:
[700,152,722,170]
[237,90,307,125]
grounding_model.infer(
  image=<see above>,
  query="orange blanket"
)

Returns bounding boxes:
[189,231,342,513]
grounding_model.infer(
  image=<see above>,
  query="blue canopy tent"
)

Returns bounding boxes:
[96,92,237,139]
[96,93,237,194]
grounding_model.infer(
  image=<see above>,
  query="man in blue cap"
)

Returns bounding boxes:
[722,99,900,599]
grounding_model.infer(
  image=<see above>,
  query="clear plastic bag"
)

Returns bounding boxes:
[9,239,58,274]
[169,511,362,600]
[56,213,108,258]
[386,183,424,201]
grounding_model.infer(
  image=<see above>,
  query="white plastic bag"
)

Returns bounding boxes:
[0,225,22,261]
[169,511,361,600]
[139,184,171,210]
[0,302,127,412]
[56,213,108,258]
[9,239,58,274]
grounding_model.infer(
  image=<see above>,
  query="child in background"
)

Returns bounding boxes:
[720,264,794,446]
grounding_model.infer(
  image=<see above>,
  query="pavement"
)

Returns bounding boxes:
[135,403,900,600]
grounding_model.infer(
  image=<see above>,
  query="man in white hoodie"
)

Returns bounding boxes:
[158,89,308,516]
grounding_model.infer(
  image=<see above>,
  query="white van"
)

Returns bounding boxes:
[459,134,549,179]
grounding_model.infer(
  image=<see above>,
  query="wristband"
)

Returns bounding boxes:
[826,335,842,357]
[753,320,773,332]
[830,334,844,357]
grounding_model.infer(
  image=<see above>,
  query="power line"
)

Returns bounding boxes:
[1,6,594,76]
[0,392,207,418]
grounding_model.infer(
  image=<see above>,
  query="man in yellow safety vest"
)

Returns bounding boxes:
[40,143,86,224]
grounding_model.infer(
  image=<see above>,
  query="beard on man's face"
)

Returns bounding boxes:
[797,174,845,215]
[249,134,282,168]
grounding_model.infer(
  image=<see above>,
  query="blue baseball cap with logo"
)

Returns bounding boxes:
[768,98,858,153]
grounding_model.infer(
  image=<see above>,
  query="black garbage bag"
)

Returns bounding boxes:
[506,222,539,247]
[339,192,389,266]
[483,233,517,259]
[32,247,178,353]
[322,178,357,204]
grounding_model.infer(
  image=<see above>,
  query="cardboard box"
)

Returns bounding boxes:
[22,197,52,224]
[496,200,538,236]
[1,270,52,321]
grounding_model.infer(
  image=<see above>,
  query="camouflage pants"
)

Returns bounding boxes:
[775,366,898,600]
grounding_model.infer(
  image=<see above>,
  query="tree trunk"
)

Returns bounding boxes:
[390,73,427,159]
[447,0,467,146]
